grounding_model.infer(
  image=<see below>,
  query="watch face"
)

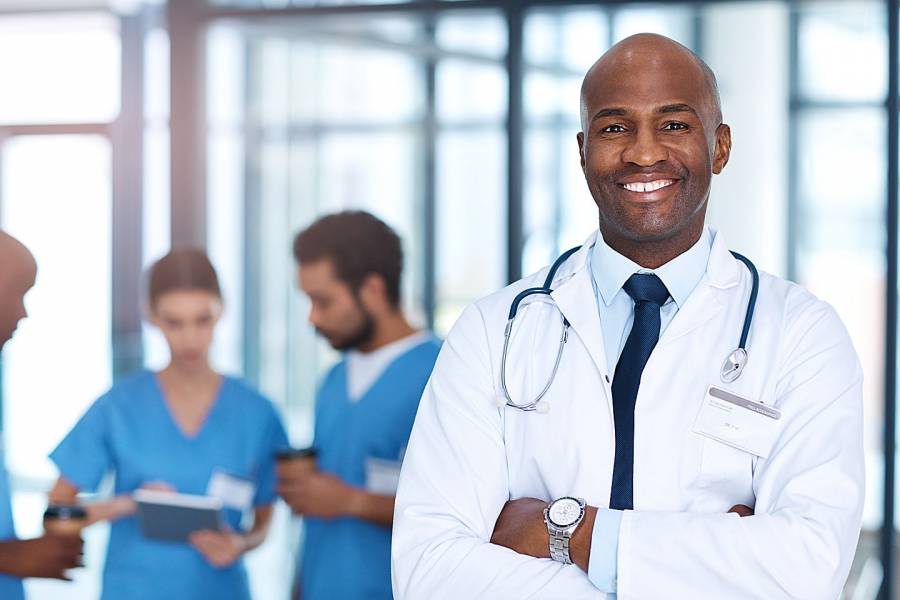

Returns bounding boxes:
[548,498,582,528]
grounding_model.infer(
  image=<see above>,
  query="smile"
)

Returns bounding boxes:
[620,179,677,193]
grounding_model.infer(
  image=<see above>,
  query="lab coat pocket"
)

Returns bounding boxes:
[696,437,755,508]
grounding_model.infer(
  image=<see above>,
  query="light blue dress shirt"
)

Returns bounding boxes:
[585,227,712,594]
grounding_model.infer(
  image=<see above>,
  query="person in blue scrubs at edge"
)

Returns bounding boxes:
[0,232,84,598]
[277,211,441,600]
[47,249,289,599]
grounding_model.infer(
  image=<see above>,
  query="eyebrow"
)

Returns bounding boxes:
[590,103,701,123]
[657,103,699,117]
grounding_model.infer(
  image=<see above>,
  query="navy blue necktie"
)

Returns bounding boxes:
[609,273,670,510]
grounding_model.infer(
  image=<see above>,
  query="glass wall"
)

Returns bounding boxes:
[792,3,888,594]
[0,0,895,598]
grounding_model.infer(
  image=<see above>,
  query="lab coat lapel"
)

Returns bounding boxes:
[550,248,611,379]
[658,229,741,348]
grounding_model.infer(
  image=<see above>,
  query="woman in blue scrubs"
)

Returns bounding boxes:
[47,249,288,600]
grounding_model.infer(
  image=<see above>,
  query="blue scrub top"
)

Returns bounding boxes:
[0,442,24,600]
[50,370,289,600]
[301,336,441,600]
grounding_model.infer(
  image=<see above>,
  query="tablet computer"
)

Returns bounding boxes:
[134,489,224,544]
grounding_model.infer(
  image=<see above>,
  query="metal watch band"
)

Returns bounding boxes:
[544,497,585,565]
[548,528,573,564]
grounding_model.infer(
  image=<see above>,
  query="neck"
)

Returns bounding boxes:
[601,220,705,270]
[357,310,417,353]
[161,360,217,384]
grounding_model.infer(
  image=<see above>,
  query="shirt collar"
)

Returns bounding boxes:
[589,226,712,308]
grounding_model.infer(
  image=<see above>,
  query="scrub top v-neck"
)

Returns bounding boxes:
[151,373,224,442]
[51,369,288,600]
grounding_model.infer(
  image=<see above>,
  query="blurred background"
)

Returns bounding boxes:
[0,0,895,598]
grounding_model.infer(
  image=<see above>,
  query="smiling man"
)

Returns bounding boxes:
[392,34,864,599]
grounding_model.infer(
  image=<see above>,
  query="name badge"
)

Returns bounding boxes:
[207,470,256,511]
[364,457,402,495]
[692,386,783,458]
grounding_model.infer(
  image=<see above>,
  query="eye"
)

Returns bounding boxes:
[663,121,689,131]
[600,124,626,134]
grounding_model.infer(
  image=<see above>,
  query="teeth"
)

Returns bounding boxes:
[623,179,675,193]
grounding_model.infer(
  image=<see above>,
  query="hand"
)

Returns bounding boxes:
[140,481,176,493]
[189,529,247,568]
[278,471,358,519]
[490,498,550,559]
[0,535,84,580]
[728,504,754,517]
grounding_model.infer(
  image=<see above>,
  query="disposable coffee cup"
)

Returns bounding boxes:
[275,447,317,479]
[43,504,88,536]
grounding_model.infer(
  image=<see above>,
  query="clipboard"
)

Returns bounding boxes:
[134,489,224,543]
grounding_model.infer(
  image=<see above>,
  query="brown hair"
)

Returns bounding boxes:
[293,211,403,307]
[147,249,222,308]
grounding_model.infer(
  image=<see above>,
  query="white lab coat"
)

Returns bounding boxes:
[392,229,864,600]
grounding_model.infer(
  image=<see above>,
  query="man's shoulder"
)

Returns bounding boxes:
[754,269,856,370]
[756,269,841,326]
[468,267,553,320]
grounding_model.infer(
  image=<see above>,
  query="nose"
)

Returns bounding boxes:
[307,306,322,329]
[621,127,669,167]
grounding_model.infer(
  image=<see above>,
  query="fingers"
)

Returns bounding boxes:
[190,532,239,568]
[53,536,84,570]
[727,504,754,517]
[141,481,176,492]
[277,478,308,495]
[277,484,310,512]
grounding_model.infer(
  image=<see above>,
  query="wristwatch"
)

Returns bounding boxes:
[544,496,586,565]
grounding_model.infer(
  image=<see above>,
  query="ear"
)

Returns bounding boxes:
[712,123,732,174]
[576,131,587,172]
[358,273,388,312]
[210,298,225,322]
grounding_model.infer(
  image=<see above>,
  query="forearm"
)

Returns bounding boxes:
[568,506,597,573]
[49,477,132,526]
[347,489,394,528]
[615,508,856,599]
[239,506,273,552]
[83,496,135,525]
[394,511,604,600]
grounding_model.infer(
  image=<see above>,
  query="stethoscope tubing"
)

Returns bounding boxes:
[500,244,760,411]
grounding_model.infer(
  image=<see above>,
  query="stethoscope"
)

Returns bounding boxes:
[498,245,759,413]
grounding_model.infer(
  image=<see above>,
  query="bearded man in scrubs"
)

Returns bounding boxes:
[0,231,83,598]
[278,211,441,600]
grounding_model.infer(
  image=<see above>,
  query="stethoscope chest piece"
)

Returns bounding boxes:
[721,348,748,383]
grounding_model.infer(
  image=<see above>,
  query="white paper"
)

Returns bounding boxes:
[692,386,783,458]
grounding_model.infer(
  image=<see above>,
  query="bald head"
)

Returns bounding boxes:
[580,33,722,134]
[0,231,36,349]
[574,33,733,267]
